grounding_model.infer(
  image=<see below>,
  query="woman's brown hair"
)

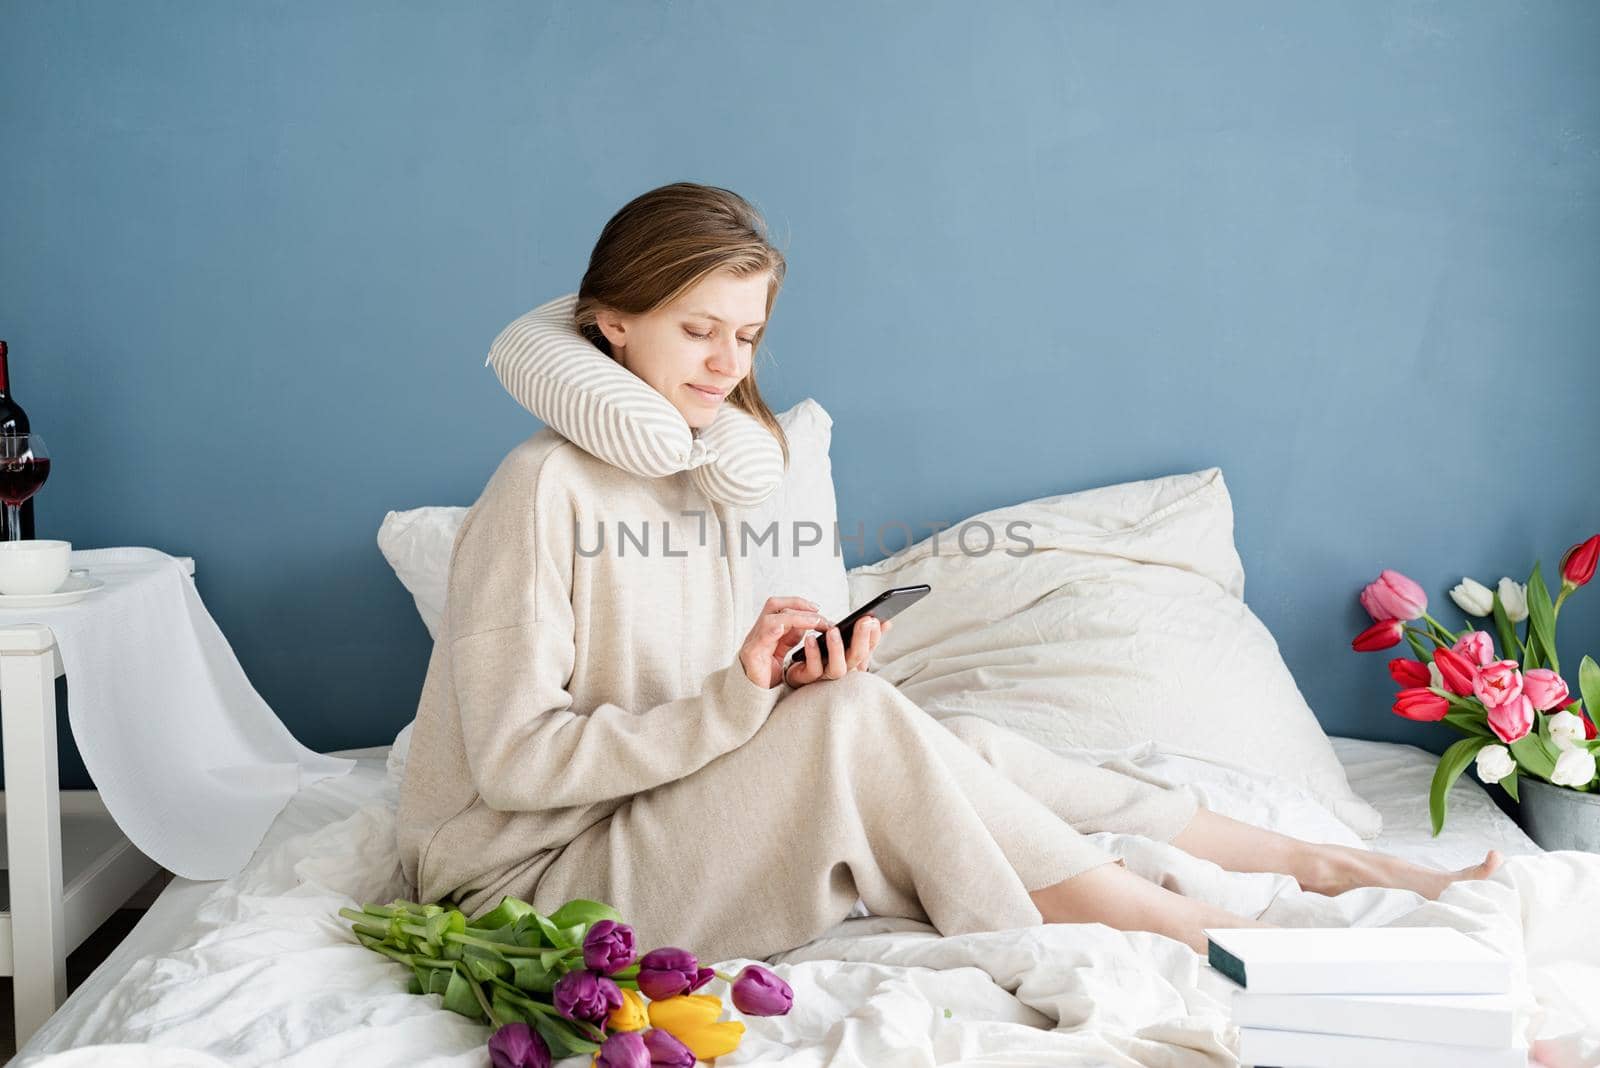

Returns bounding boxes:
[573,182,791,467]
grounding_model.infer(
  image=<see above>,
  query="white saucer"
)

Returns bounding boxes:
[0,572,106,608]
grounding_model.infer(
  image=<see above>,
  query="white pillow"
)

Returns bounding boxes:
[378,399,848,786]
[846,467,1384,840]
[486,292,785,508]
[741,398,851,625]
[378,506,468,642]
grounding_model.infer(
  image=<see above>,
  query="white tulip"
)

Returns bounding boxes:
[1449,578,1495,617]
[1475,744,1516,784]
[1549,710,1586,752]
[1428,661,1445,690]
[1497,577,1529,623]
[1551,746,1598,788]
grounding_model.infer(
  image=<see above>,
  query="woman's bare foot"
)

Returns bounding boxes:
[1305,847,1503,899]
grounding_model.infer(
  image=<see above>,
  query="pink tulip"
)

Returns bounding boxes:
[1472,660,1524,709]
[1352,619,1405,653]
[1431,647,1478,697]
[1452,631,1495,668]
[1522,669,1570,712]
[1487,694,1535,744]
[1393,688,1449,722]
[1387,658,1432,688]
[1360,569,1429,622]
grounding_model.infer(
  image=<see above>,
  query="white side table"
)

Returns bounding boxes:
[0,555,195,1048]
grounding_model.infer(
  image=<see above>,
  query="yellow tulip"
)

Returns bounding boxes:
[608,987,648,1032]
[647,993,746,1059]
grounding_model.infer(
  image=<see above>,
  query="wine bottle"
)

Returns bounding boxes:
[0,341,38,539]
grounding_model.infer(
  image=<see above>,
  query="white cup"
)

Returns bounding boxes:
[0,540,73,596]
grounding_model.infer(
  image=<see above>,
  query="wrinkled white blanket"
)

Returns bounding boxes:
[15,740,1599,1068]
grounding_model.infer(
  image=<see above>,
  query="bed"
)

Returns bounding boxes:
[12,733,1599,1067]
[18,410,1598,1065]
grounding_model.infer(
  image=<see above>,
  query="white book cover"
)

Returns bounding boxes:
[1205,926,1510,995]
[1238,1025,1527,1068]
[1221,973,1518,1048]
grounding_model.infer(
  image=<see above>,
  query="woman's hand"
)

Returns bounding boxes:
[739,597,835,688]
[781,614,893,688]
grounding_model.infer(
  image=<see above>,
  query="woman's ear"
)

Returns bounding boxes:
[592,307,630,362]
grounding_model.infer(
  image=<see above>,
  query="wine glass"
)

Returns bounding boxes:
[0,433,50,542]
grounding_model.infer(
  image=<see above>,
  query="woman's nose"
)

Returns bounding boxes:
[707,338,743,377]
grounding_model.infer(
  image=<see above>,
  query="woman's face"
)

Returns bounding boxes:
[593,270,770,429]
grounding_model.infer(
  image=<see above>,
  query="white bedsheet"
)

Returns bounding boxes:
[14,738,1598,1068]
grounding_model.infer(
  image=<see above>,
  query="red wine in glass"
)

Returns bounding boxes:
[0,457,49,504]
[0,433,49,541]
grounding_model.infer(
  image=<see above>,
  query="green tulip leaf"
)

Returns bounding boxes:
[464,948,511,983]
[1502,772,1520,802]
[1527,563,1559,676]
[1511,733,1556,780]
[1491,594,1521,666]
[510,956,559,993]
[533,913,567,948]
[406,974,423,996]
[548,899,623,931]
[1443,710,1494,738]
[470,897,535,932]
[1405,631,1431,661]
[442,968,482,1020]
[1579,656,1600,731]
[491,992,532,1027]
[1430,736,1492,837]
[531,1014,603,1058]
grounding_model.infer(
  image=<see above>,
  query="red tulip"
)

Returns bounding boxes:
[1352,619,1406,652]
[1387,658,1432,688]
[1584,711,1598,740]
[1393,688,1449,722]
[1431,647,1478,697]
[1360,569,1428,621]
[1561,535,1599,589]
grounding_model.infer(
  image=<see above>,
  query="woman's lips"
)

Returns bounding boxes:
[688,385,726,401]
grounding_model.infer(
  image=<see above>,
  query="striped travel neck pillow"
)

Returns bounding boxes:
[485,293,785,508]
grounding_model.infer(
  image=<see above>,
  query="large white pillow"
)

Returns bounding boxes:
[846,467,1384,840]
[378,399,849,786]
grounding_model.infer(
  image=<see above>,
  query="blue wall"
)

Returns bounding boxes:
[2,1,1597,789]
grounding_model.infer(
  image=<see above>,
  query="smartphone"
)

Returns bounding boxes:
[787,584,932,669]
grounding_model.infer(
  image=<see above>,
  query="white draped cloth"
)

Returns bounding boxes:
[0,547,352,879]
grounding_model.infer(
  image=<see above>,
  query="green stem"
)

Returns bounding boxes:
[1420,612,1458,646]
[1554,587,1570,622]
[465,966,504,1029]
[1406,625,1449,649]
[439,931,570,958]
[714,969,739,985]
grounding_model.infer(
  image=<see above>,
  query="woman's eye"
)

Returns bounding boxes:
[685,327,755,346]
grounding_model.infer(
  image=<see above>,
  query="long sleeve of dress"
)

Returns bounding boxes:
[453,626,785,811]
[443,436,787,813]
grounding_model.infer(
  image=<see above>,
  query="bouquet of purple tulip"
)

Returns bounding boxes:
[339,895,793,1066]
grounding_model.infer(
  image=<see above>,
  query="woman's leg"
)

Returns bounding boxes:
[534,672,1256,963]
[938,712,1502,901]
[1169,807,1503,898]
[1025,856,1272,954]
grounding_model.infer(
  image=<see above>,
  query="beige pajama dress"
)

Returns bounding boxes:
[396,428,1201,966]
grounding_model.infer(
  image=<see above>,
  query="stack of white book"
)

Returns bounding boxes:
[1205,927,1527,1067]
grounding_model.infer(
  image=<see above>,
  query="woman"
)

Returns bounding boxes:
[396,182,1501,965]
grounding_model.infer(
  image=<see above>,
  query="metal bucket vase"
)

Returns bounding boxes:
[1518,777,1600,853]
